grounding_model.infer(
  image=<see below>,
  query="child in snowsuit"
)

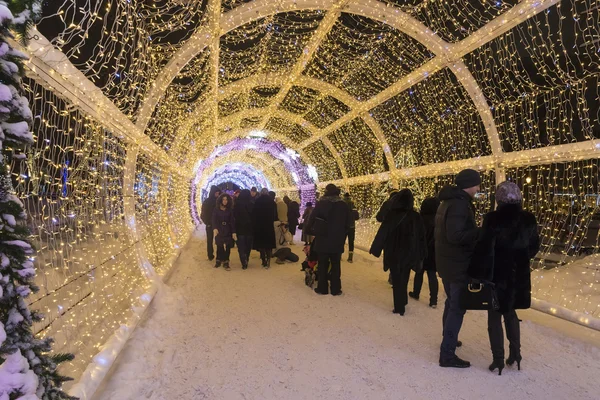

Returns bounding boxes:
[212,193,236,270]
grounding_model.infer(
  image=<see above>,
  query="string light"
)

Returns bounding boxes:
[10,0,600,389]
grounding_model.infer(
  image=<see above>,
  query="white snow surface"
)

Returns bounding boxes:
[94,230,600,400]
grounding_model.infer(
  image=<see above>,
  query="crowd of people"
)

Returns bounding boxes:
[199,168,540,375]
[369,168,540,374]
[200,186,311,270]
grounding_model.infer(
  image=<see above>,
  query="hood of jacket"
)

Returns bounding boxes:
[216,193,232,210]
[208,185,220,199]
[420,197,440,216]
[438,185,472,202]
[390,189,414,211]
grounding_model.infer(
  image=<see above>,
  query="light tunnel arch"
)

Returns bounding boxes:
[190,137,318,225]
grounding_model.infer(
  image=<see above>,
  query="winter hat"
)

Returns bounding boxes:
[325,184,340,197]
[495,181,523,205]
[455,169,481,189]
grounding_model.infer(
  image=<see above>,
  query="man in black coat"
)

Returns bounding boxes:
[305,184,352,296]
[435,169,482,369]
[200,186,221,261]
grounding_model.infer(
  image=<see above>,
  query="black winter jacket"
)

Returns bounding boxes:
[200,186,220,226]
[473,204,540,312]
[370,192,426,273]
[305,195,352,254]
[252,195,276,249]
[435,185,482,283]
[234,191,254,236]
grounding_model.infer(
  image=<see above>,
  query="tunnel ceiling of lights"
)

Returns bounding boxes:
[37,0,600,192]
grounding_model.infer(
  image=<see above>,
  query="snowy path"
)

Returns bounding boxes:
[94,231,600,400]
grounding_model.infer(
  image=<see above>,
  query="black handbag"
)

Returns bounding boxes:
[459,280,500,311]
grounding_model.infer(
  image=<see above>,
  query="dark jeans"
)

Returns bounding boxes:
[488,309,520,361]
[236,235,253,267]
[316,253,342,294]
[346,228,355,252]
[391,266,412,312]
[206,225,214,259]
[273,247,300,262]
[216,241,232,262]
[412,269,439,305]
[440,280,467,361]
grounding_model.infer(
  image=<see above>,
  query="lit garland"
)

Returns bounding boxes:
[8,1,600,392]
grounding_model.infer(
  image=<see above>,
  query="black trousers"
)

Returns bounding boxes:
[488,309,520,361]
[206,225,214,259]
[391,266,411,312]
[236,235,253,267]
[216,242,232,262]
[259,249,272,266]
[346,228,355,252]
[412,269,439,305]
[316,253,342,294]
[440,280,467,361]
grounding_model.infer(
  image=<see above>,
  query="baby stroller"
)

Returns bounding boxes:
[302,240,319,288]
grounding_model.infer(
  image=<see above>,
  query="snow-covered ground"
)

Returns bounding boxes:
[93,230,600,400]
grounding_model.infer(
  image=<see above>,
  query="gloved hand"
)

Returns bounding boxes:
[232,233,237,241]
[213,229,218,237]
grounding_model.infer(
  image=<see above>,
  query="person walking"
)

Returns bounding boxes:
[253,188,277,268]
[212,193,236,271]
[436,169,483,369]
[343,192,359,263]
[234,189,254,270]
[301,202,314,245]
[477,181,540,375]
[370,189,426,315]
[305,184,352,296]
[200,186,221,261]
[250,187,258,204]
[284,196,300,244]
[409,197,441,308]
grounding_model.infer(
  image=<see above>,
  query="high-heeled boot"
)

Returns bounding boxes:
[489,359,505,375]
[506,352,522,370]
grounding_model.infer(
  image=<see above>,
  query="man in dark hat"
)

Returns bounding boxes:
[436,168,482,369]
[305,184,352,296]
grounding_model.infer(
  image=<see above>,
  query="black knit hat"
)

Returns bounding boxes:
[325,184,340,196]
[455,169,481,189]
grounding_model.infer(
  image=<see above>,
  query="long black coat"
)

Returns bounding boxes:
[234,191,254,236]
[435,185,482,283]
[200,186,220,226]
[252,195,276,249]
[370,193,426,273]
[420,197,440,271]
[287,201,300,225]
[475,204,540,312]
[305,195,352,254]
[376,193,396,223]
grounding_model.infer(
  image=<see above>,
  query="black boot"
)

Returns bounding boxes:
[347,252,353,263]
[408,291,419,300]
[506,352,522,371]
[439,356,470,368]
[489,359,505,375]
[214,260,221,268]
[223,261,231,271]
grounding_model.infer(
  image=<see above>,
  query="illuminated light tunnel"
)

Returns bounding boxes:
[190,137,317,225]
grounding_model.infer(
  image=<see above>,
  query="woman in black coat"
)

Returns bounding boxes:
[234,189,254,269]
[409,197,440,308]
[252,188,277,268]
[370,189,426,315]
[481,181,540,375]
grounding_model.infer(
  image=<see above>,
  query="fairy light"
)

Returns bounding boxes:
[8,0,599,388]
